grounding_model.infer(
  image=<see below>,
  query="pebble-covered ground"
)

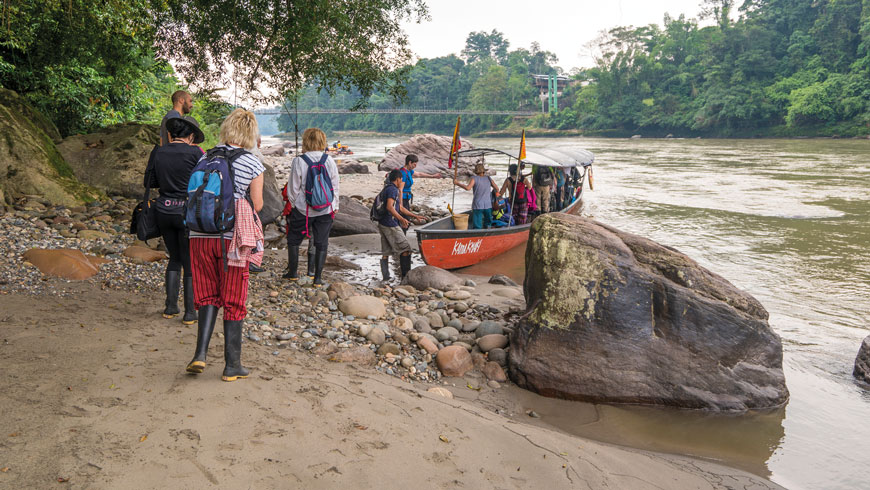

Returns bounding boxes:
[1,195,516,386]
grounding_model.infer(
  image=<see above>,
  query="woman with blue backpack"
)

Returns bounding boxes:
[284,127,339,286]
[185,108,264,382]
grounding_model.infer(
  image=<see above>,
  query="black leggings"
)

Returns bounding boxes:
[287,208,333,250]
[156,211,191,275]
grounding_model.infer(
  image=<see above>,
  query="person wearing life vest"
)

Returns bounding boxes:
[285,128,340,286]
[500,163,531,225]
[400,154,441,211]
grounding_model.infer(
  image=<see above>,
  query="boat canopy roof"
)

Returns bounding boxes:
[455,147,593,168]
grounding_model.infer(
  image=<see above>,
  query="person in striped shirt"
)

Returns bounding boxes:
[186,108,264,382]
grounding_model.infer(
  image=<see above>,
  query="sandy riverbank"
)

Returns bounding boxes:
[0,286,781,489]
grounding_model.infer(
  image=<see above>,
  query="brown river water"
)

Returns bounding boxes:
[266,134,870,489]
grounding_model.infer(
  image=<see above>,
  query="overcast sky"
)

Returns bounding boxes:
[402,0,706,70]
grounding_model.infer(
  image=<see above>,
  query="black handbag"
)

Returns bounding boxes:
[130,184,160,241]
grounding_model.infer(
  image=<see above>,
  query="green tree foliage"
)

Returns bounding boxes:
[0,0,167,135]
[580,0,870,136]
[155,0,429,106]
[1,0,428,137]
[276,30,561,135]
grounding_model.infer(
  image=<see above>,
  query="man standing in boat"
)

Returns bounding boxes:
[400,154,441,211]
[453,164,500,229]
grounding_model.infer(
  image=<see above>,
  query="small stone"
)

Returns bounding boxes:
[417,336,439,355]
[482,361,507,382]
[487,348,507,366]
[445,289,472,301]
[377,343,401,356]
[452,341,473,352]
[391,316,413,332]
[475,320,504,338]
[401,357,415,368]
[477,334,508,352]
[464,279,476,287]
[276,332,295,341]
[312,342,339,356]
[527,410,540,418]
[393,333,410,345]
[425,311,443,328]
[453,302,468,313]
[331,319,344,329]
[427,387,454,399]
[247,334,261,342]
[366,328,386,346]
[358,324,373,337]
[328,346,376,365]
[77,229,111,240]
[460,320,479,333]
[435,346,473,377]
[413,318,432,333]
[487,380,501,389]
[338,295,386,319]
[488,274,518,287]
[435,327,459,342]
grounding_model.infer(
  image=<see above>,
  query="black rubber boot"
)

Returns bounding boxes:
[162,270,181,318]
[312,248,328,286]
[307,250,316,278]
[182,275,197,325]
[282,246,300,280]
[186,305,218,374]
[221,319,249,381]
[399,253,412,279]
[380,258,391,281]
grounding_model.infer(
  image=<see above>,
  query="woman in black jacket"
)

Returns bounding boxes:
[144,116,205,324]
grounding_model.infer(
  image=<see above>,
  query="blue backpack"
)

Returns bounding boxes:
[185,147,248,234]
[302,152,334,212]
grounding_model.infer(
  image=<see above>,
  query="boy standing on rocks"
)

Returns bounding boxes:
[376,170,422,281]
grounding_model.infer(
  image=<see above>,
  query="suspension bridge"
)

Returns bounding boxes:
[254,108,537,116]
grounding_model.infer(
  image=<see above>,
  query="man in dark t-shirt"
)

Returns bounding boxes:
[160,90,195,146]
[377,169,419,281]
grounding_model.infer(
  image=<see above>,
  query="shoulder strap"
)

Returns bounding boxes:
[317,152,329,165]
[300,153,314,166]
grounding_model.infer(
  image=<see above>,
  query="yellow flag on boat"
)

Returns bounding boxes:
[519,129,526,160]
[448,116,461,168]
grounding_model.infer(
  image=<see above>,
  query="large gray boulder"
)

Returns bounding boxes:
[331,195,377,236]
[0,88,99,207]
[404,265,463,291]
[257,162,282,226]
[57,122,159,198]
[379,134,482,177]
[854,335,870,384]
[509,214,789,411]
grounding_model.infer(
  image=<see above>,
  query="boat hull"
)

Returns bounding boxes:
[416,191,584,270]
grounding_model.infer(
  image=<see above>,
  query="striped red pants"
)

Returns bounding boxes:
[190,238,249,321]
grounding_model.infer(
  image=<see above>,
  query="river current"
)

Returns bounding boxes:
[266,134,870,489]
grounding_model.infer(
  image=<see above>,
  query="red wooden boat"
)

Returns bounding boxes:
[416,148,593,270]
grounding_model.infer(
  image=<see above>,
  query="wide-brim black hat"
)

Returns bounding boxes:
[167,115,205,144]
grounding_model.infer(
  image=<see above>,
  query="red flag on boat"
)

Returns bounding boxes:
[448,116,461,168]
[518,129,526,160]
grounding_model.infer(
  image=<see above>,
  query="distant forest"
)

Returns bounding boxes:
[278,0,870,138]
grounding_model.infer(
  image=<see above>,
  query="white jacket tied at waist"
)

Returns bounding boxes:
[287,151,340,216]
